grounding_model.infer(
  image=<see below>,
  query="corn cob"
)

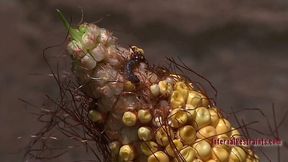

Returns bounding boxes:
[58,10,260,162]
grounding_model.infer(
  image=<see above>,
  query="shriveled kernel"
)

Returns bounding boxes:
[196,126,217,140]
[122,111,137,126]
[159,80,173,96]
[88,110,103,122]
[216,118,231,135]
[212,146,229,162]
[193,140,212,161]
[147,151,169,162]
[138,109,152,124]
[150,84,160,96]
[109,141,120,157]
[140,141,158,156]
[176,146,196,162]
[169,108,188,128]
[119,145,135,161]
[171,90,187,109]
[80,54,97,70]
[165,139,183,157]
[155,126,174,146]
[138,127,153,141]
[229,146,247,162]
[178,125,196,145]
[195,107,211,129]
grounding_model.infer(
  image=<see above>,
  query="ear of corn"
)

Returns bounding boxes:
[59,9,259,162]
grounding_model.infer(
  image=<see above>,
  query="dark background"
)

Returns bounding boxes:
[0,0,287,161]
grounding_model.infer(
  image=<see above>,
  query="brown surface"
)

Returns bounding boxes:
[0,0,287,161]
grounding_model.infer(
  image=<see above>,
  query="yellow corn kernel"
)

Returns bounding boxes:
[229,146,247,162]
[119,145,135,161]
[214,134,231,151]
[138,109,152,124]
[195,107,211,129]
[193,159,204,162]
[209,108,220,127]
[186,91,202,107]
[88,110,103,123]
[185,104,197,123]
[175,146,196,162]
[140,141,158,156]
[122,111,137,126]
[150,84,160,96]
[178,125,196,145]
[216,118,231,135]
[212,146,229,162]
[155,126,174,146]
[193,140,212,161]
[169,108,188,128]
[170,90,187,109]
[199,93,209,107]
[230,127,241,139]
[159,80,173,96]
[165,139,183,157]
[196,126,217,140]
[174,81,189,97]
[147,151,169,162]
[206,160,217,162]
[138,127,153,141]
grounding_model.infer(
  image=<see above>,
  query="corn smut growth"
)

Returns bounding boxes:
[59,10,260,162]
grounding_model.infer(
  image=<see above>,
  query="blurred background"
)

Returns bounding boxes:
[0,0,287,161]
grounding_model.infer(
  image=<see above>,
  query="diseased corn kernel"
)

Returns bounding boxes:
[159,80,173,96]
[212,146,229,162]
[138,127,153,141]
[138,109,152,124]
[229,146,247,162]
[196,126,217,140]
[171,90,187,109]
[216,118,231,135]
[109,141,120,157]
[178,125,196,145]
[150,84,160,96]
[140,141,158,156]
[82,31,97,50]
[80,54,97,70]
[91,44,106,62]
[165,139,184,157]
[175,146,196,162]
[122,111,137,126]
[147,151,169,162]
[209,108,220,127]
[88,110,103,122]
[124,81,136,91]
[155,126,174,146]
[193,140,212,161]
[168,108,188,128]
[119,145,135,161]
[67,40,85,59]
[195,107,211,129]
